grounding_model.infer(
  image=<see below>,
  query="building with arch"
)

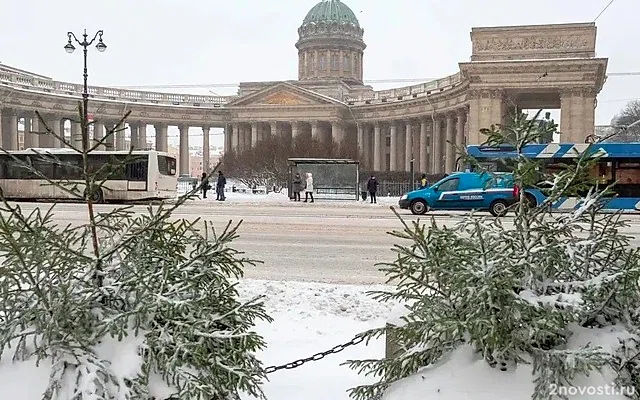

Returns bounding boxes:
[0,0,608,176]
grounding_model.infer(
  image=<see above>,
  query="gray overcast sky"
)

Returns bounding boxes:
[0,0,638,130]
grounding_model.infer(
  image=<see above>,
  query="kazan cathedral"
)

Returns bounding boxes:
[0,0,608,175]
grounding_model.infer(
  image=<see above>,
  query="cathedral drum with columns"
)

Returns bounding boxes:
[0,0,607,176]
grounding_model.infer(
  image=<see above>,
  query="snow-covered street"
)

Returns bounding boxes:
[14,192,640,285]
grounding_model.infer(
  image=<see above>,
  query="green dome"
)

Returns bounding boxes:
[302,0,360,27]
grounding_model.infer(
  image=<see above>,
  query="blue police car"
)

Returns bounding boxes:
[398,172,531,216]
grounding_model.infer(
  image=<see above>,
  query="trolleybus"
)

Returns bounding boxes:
[466,142,640,212]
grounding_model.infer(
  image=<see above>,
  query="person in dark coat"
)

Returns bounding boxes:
[291,172,303,201]
[216,171,227,201]
[201,172,210,199]
[366,175,379,204]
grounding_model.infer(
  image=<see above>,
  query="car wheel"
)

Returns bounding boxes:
[489,200,508,217]
[410,199,428,215]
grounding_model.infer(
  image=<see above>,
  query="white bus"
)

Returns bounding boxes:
[0,149,177,202]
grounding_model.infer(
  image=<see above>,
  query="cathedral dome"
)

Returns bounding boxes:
[296,0,366,84]
[301,0,360,27]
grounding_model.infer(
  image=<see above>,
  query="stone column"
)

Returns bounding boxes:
[112,121,125,150]
[71,120,82,150]
[29,116,41,149]
[583,88,596,141]
[357,124,364,158]
[179,125,189,175]
[311,121,320,141]
[154,123,168,152]
[560,87,594,143]
[445,113,455,173]
[251,122,258,148]
[419,120,428,174]
[466,89,507,145]
[270,121,277,137]
[223,124,230,151]
[389,123,398,171]
[362,124,371,168]
[373,122,382,171]
[93,122,105,150]
[128,123,138,150]
[432,117,442,174]
[1,111,18,150]
[202,126,210,173]
[103,122,115,151]
[231,123,239,152]
[22,117,32,149]
[237,124,244,152]
[456,110,466,162]
[138,123,147,149]
[331,122,345,143]
[39,115,58,148]
[0,109,3,149]
[405,121,413,172]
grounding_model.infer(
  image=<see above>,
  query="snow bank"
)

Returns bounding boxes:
[382,324,636,400]
[0,279,398,400]
[0,329,177,399]
[236,279,398,400]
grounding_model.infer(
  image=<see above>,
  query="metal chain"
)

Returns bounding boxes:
[264,334,366,374]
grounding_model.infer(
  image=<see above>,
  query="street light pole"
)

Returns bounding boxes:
[64,29,107,267]
[64,29,106,149]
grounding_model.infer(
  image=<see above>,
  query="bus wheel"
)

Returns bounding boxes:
[410,199,428,215]
[489,200,508,217]
[85,188,104,204]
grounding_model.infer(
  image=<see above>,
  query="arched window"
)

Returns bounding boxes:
[319,53,326,71]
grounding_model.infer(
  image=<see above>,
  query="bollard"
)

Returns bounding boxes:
[384,322,404,381]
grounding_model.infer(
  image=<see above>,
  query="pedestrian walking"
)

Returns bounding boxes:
[292,172,303,201]
[216,171,227,201]
[303,172,314,203]
[366,175,379,204]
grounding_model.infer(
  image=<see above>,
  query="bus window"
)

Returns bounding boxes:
[53,154,83,180]
[158,155,177,176]
[29,157,55,179]
[125,157,148,181]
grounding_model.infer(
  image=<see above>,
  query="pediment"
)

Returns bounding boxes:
[226,82,345,107]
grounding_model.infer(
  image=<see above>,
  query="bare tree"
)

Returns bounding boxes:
[608,100,640,142]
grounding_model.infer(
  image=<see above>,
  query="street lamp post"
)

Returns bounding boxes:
[64,29,106,149]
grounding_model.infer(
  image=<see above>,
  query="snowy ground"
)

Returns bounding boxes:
[237,279,397,400]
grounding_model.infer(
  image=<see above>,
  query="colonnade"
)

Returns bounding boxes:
[226,107,467,174]
[0,106,468,176]
[0,108,213,175]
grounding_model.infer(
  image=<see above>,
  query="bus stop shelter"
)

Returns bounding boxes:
[287,158,359,201]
